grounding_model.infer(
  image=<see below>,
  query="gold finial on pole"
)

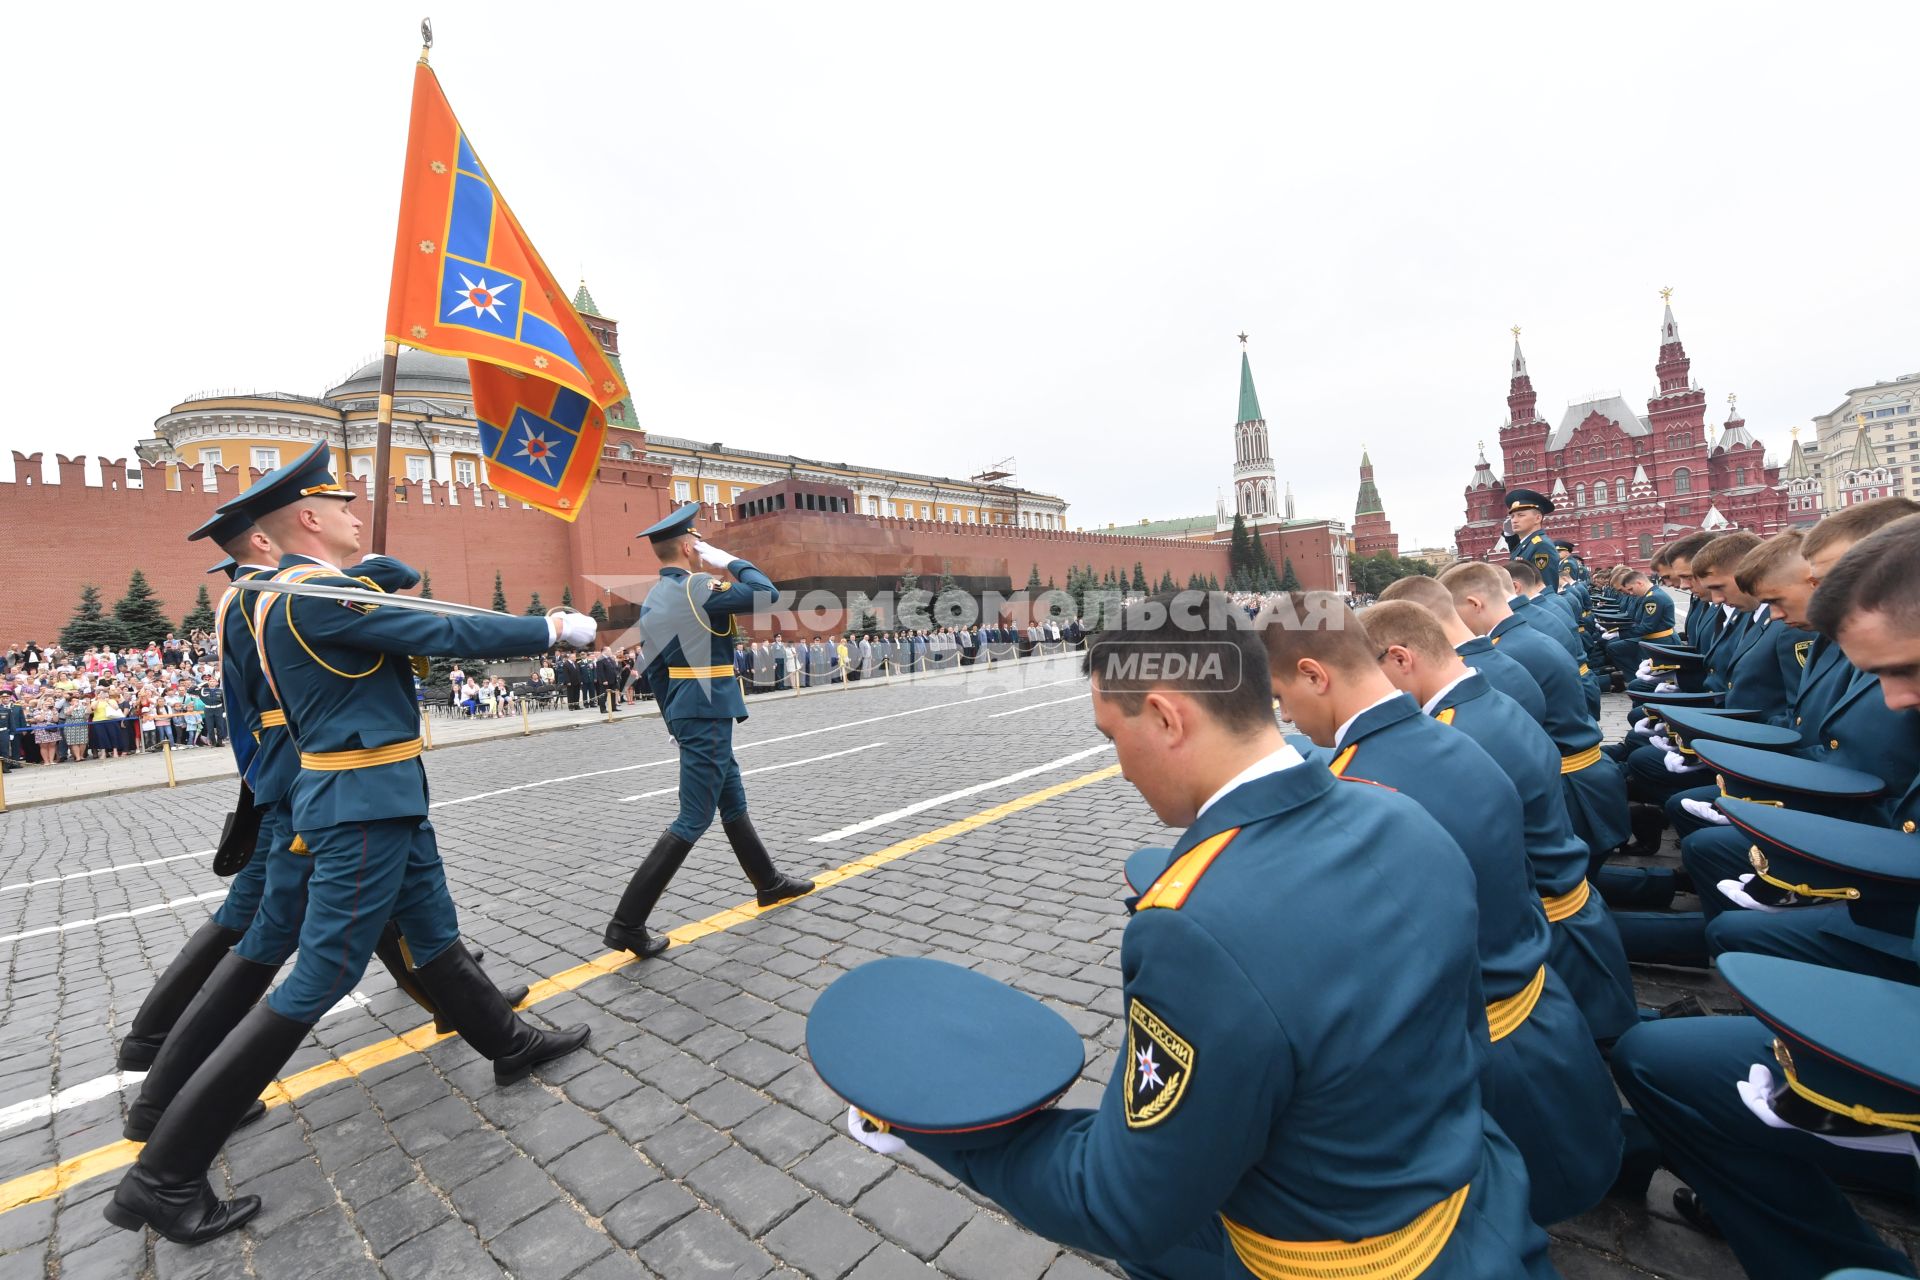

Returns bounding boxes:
[1791,425,1800,440]
[1659,286,1674,303]
[419,17,433,64]
[1510,325,1521,339]
[1727,392,1738,415]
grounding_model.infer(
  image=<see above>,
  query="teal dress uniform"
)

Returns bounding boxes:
[640,561,775,840]
[114,554,277,1070]
[1489,613,1631,857]
[109,445,590,1247]
[1603,586,1676,673]
[1511,529,1560,591]
[1327,695,1621,1223]
[1511,594,1601,717]
[1430,674,1637,1043]
[1455,635,1548,723]
[604,504,813,961]
[255,557,556,1018]
[921,761,1554,1279]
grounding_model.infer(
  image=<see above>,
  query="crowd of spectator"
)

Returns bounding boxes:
[1,635,227,770]
[735,620,1086,692]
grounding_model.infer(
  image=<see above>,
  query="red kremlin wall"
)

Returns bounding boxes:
[2,452,1342,645]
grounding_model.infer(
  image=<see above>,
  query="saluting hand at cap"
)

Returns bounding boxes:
[693,540,735,571]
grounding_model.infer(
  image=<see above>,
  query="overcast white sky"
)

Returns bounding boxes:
[3,2,1913,547]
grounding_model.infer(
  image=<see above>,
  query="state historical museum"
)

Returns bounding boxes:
[1456,296,1786,568]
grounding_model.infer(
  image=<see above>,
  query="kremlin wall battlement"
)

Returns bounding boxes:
[2,450,1341,644]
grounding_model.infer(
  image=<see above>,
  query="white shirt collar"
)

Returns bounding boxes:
[1422,671,1476,716]
[1334,691,1404,750]
[1196,744,1307,819]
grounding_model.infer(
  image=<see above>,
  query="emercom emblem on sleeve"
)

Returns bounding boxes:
[1794,639,1812,669]
[1124,998,1194,1130]
[1645,601,1658,615]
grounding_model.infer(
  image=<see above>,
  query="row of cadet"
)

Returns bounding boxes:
[809,490,1920,1280]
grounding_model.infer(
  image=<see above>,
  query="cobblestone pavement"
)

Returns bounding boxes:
[0,653,1913,1279]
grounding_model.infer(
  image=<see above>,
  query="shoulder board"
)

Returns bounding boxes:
[1136,828,1238,911]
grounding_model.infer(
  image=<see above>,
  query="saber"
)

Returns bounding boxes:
[229,577,510,618]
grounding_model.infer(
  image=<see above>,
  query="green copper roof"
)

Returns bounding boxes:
[1237,351,1263,424]
[572,282,602,318]
[1849,424,1880,470]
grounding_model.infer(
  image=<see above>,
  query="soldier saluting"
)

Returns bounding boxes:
[603,504,814,959]
[1503,487,1561,592]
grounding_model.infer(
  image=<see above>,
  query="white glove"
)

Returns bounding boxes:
[1663,750,1705,774]
[549,611,597,650]
[1737,1063,1920,1161]
[1681,797,1731,826]
[1654,681,1678,693]
[693,540,735,571]
[1602,630,1619,641]
[845,1105,904,1155]
[1717,874,1787,914]
[1636,659,1655,680]
[1648,733,1673,751]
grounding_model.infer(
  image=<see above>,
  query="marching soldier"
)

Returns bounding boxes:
[120,447,528,1144]
[603,503,814,960]
[108,448,596,1244]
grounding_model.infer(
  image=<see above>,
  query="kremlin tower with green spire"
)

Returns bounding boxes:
[1351,447,1399,557]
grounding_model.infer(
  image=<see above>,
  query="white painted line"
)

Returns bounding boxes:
[0,1071,143,1134]
[431,757,679,808]
[0,851,213,898]
[987,693,1088,719]
[0,890,228,947]
[0,988,374,1135]
[810,743,1114,843]
[616,742,887,803]
[430,675,1081,807]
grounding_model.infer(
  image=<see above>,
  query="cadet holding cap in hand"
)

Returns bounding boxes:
[818,594,1552,1279]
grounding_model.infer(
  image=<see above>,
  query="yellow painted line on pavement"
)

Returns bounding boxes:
[0,761,1124,1216]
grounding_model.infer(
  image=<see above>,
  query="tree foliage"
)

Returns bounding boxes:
[180,584,217,634]
[60,584,127,651]
[111,570,172,646]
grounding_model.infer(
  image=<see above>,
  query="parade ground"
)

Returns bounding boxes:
[1,654,1914,1280]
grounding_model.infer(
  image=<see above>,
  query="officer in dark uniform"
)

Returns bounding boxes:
[603,504,814,960]
[1503,487,1561,592]
[832,596,1552,1278]
[1603,571,1677,674]
[107,448,594,1245]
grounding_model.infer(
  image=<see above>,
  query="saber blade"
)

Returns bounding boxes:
[228,578,506,617]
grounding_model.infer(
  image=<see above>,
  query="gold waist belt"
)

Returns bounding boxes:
[1560,746,1603,774]
[258,709,286,727]
[300,737,424,771]
[1642,628,1675,639]
[1486,965,1547,1043]
[1542,879,1592,923]
[1221,1183,1470,1280]
[667,665,734,679]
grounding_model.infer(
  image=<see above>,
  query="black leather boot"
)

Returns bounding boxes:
[118,921,245,1070]
[722,816,814,907]
[370,922,529,1033]
[412,941,588,1084]
[603,830,695,959]
[105,1004,311,1244]
[124,952,277,1141]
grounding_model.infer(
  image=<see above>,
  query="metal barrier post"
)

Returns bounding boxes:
[0,755,9,812]
[604,690,614,723]
[520,698,531,736]
[162,738,177,788]
[421,711,435,751]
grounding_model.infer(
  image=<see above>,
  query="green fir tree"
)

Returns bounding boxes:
[491,571,508,613]
[561,584,574,609]
[1278,557,1302,591]
[588,599,609,625]
[180,584,217,634]
[111,570,172,646]
[59,584,127,651]
[525,592,546,615]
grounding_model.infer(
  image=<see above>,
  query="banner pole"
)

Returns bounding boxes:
[369,340,399,554]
